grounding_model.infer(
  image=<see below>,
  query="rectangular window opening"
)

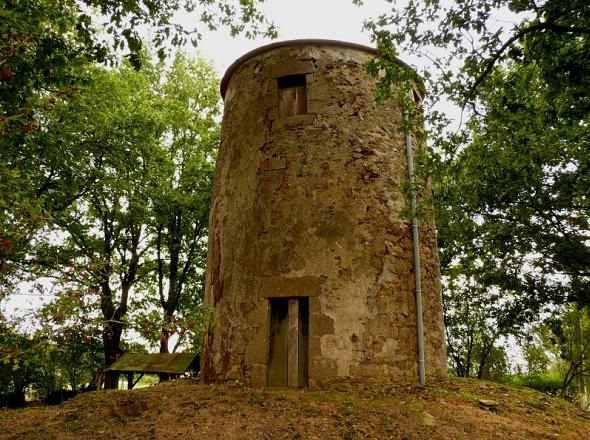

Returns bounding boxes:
[278,74,306,89]
[277,74,307,117]
[412,88,422,104]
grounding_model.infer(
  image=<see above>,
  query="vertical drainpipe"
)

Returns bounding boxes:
[404,90,426,385]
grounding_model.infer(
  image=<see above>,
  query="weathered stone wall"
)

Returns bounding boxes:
[201,42,447,388]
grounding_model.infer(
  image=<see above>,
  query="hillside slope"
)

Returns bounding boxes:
[1,378,589,439]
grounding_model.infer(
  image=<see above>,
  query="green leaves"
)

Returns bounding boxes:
[79,0,276,67]
[442,58,589,304]
[1,0,272,288]
[366,0,590,303]
[364,0,589,377]
[27,51,221,363]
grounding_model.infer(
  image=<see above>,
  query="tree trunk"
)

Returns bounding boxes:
[103,322,123,389]
[477,348,489,380]
[159,316,171,382]
[10,383,26,408]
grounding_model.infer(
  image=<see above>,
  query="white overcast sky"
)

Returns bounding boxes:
[181,0,390,77]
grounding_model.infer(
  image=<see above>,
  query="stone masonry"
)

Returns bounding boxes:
[200,40,447,388]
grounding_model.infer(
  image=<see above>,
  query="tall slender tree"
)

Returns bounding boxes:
[149,54,219,356]
[37,63,161,387]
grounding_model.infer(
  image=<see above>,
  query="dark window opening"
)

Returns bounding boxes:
[268,297,309,387]
[277,74,307,117]
[278,74,306,89]
[412,89,422,104]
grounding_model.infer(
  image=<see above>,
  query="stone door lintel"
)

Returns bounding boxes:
[258,276,321,298]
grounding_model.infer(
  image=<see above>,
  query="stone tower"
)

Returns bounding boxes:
[200,40,446,388]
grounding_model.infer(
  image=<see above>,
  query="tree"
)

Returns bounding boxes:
[443,270,519,379]
[0,0,96,289]
[32,61,163,388]
[364,0,590,105]
[73,0,276,66]
[126,53,220,361]
[148,53,219,356]
[521,325,554,376]
[551,305,590,401]
[29,52,220,388]
[512,306,590,404]
[436,57,588,307]
[363,0,589,335]
[1,0,274,292]
[0,319,50,407]
[36,290,105,392]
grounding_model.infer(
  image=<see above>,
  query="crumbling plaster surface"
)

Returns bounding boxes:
[201,43,447,388]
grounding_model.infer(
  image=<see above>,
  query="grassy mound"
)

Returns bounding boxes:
[1,377,589,439]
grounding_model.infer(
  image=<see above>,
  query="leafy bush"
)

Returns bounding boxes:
[510,371,563,396]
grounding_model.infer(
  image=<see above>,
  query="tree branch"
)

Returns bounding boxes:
[465,22,590,102]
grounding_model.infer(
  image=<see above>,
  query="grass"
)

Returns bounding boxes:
[247,391,266,406]
[0,377,588,440]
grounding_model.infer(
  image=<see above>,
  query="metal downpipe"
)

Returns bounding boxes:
[404,102,426,385]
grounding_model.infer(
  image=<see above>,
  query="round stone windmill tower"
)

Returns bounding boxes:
[200,40,446,388]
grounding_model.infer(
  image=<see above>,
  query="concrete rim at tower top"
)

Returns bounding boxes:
[219,38,419,99]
